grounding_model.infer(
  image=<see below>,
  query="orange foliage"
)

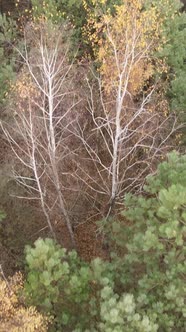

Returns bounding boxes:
[0,273,50,332]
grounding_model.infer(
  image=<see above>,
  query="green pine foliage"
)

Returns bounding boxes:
[1,1,185,331]
[107,151,186,331]
[31,0,122,56]
[0,13,17,105]
[24,238,157,331]
[31,0,64,23]
[157,0,186,113]
[24,153,186,331]
[98,288,158,332]
[145,0,186,115]
[24,238,91,330]
[0,209,6,222]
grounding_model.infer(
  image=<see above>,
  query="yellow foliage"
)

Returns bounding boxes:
[85,0,168,97]
[0,273,49,332]
[13,72,38,101]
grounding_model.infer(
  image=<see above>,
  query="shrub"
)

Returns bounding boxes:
[0,272,49,331]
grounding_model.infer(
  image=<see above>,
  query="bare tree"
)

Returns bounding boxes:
[0,9,180,243]
[1,22,79,247]
[71,7,178,218]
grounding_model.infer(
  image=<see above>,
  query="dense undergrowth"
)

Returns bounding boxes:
[0,1,185,331]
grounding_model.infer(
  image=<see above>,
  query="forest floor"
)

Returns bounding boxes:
[0,136,108,276]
